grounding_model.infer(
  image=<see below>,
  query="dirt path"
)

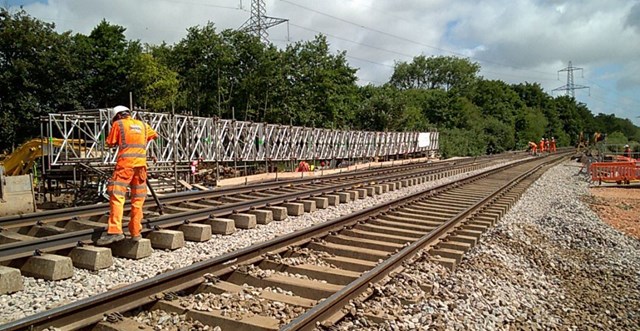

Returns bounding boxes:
[586,186,640,240]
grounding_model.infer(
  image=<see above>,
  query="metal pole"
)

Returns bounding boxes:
[172,102,178,193]
[129,92,133,111]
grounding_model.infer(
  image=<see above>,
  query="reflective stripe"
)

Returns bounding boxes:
[110,181,129,188]
[117,120,126,148]
[109,190,126,197]
[131,184,146,190]
[121,143,147,149]
[131,193,147,198]
[119,153,147,159]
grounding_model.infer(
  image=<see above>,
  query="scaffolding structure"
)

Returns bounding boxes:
[42,109,439,172]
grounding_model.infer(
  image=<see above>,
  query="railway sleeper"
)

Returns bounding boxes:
[373,216,441,230]
[325,233,404,253]
[153,300,280,331]
[340,228,415,245]
[354,223,424,239]
[307,241,390,263]
[196,280,317,308]
[369,218,441,234]
[93,316,152,331]
[258,260,360,286]
[390,208,457,220]
[320,255,378,273]
[226,271,341,301]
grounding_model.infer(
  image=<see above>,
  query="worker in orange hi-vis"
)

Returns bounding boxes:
[544,138,550,152]
[550,137,557,153]
[96,106,158,246]
[623,144,632,158]
[539,138,545,153]
[528,141,538,155]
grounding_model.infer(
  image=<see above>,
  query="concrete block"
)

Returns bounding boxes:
[0,266,23,295]
[248,210,273,225]
[204,218,236,235]
[324,195,340,206]
[0,232,33,244]
[356,188,367,198]
[337,192,351,203]
[65,219,106,231]
[69,246,113,271]
[148,230,185,250]
[282,203,304,216]
[27,225,66,237]
[309,197,329,209]
[229,213,257,229]
[380,184,389,193]
[179,223,212,242]
[300,200,317,213]
[374,185,384,195]
[347,190,359,200]
[387,182,397,191]
[365,187,375,196]
[110,239,153,260]
[21,255,73,280]
[400,180,408,187]
[265,207,288,221]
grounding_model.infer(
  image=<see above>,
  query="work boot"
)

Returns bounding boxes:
[95,233,125,246]
[131,235,142,242]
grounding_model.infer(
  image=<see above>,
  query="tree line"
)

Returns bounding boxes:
[2,8,639,157]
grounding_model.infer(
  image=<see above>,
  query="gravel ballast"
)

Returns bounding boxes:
[0,161,513,324]
[338,161,640,330]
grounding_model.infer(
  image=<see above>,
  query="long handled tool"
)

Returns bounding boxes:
[146,179,164,215]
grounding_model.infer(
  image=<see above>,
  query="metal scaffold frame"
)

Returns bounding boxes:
[42,109,439,171]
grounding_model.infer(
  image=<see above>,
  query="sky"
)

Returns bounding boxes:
[4,0,640,125]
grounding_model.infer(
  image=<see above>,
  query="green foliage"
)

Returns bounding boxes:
[439,128,486,158]
[130,53,179,111]
[389,55,480,94]
[0,8,81,150]
[606,131,628,145]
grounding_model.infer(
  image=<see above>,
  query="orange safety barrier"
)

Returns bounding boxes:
[590,161,640,184]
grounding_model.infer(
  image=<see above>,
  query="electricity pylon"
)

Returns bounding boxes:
[552,60,590,98]
[239,0,288,44]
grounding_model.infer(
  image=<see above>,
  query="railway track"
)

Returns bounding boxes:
[0,155,518,267]
[0,152,569,331]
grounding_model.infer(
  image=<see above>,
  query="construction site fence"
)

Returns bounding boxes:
[42,109,439,169]
[590,161,640,183]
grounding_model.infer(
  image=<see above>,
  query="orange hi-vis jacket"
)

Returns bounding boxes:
[539,140,545,152]
[107,117,158,168]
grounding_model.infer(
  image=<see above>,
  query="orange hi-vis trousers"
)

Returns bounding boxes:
[107,166,147,236]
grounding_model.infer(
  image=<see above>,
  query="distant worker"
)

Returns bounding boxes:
[539,138,545,153]
[528,141,538,155]
[297,161,310,172]
[623,144,632,159]
[544,138,550,152]
[550,137,557,153]
[97,106,158,246]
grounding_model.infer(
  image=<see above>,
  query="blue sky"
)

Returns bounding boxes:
[4,0,640,126]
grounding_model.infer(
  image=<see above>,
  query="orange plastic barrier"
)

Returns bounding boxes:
[590,161,639,184]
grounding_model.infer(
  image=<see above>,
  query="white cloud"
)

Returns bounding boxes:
[10,0,640,124]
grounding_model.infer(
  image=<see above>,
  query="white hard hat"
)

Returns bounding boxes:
[110,105,130,121]
[624,144,629,148]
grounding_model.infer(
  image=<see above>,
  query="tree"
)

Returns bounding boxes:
[74,20,141,108]
[0,8,81,150]
[389,55,480,94]
[130,53,179,111]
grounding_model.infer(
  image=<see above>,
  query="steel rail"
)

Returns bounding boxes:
[281,153,568,330]
[0,158,466,229]
[0,159,495,262]
[0,155,536,331]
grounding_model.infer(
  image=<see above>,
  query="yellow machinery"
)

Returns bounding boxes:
[1,138,51,176]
